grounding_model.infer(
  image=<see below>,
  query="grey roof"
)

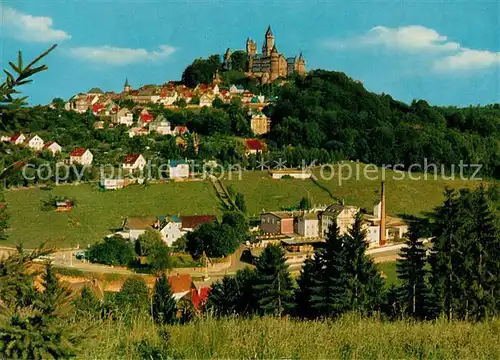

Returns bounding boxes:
[265,25,273,37]
[322,204,344,217]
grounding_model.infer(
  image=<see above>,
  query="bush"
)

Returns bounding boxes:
[88,235,135,266]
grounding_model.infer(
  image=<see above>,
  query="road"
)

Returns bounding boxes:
[1,242,406,278]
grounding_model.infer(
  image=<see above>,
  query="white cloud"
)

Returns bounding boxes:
[434,48,500,71]
[1,5,71,42]
[325,25,499,72]
[326,25,459,52]
[67,45,175,65]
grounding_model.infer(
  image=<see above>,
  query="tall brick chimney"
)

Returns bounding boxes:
[379,181,386,246]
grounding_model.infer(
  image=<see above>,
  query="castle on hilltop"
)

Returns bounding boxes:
[224,26,306,84]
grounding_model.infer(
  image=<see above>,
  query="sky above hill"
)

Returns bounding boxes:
[1,0,499,106]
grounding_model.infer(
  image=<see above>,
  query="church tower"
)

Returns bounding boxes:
[124,78,131,93]
[223,48,232,70]
[270,45,280,81]
[262,25,274,56]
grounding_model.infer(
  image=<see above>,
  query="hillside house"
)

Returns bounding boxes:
[139,109,154,127]
[168,274,193,301]
[158,214,216,246]
[128,127,149,138]
[69,148,93,166]
[244,139,265,155]
[320,204,359,237]
[122,216,160,240]
[43,141,62,156]
[260,212,295,235]
[113,108,134,126]
[169,160,190,179]
[27,135,44,151]
[199,94,213,107]
[11,133,26,145]
[122,154,146,170]
[149,115,173,135]
[296,212,320,237]
[230,84,245,94]
[0,134,11,142]
[269,169,312,179]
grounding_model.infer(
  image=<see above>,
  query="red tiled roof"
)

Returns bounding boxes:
[70,148,87,157]
[92,104,105,113]
[180,215,216,230]
[244,139,264,151]
[43,141,55,149]
[190,287,210,310]
[11,133,22,142]
[175,126,188,135]
[168,274,193,294]
[123,153,142,164]
[140,113,154,122]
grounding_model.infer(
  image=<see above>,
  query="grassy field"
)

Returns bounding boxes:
[81,314,500,359]
[2,182,219,248]
[2,165,489,248]
[377,261,399,286]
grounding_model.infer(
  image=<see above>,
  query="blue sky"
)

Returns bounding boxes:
[1,0,499,106]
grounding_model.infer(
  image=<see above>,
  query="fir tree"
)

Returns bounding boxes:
[294,255,321,318]
[73,286,102,318]
[152,273,177,325]
[428,189,463,320]
[396,224,432,319]
[253,245,294,316]
[207,275,239,316]
[310,223,348,317]
[343,212,385,314]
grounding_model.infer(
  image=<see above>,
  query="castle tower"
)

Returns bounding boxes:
[223,48,232,70]
[124,78,131,93]
[262,25,274,56]
[296,52,306,75]
[246,37,256,56]
[270,45,280,81]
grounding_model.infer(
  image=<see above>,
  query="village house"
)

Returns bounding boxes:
[11,133,26,145]
[244,139,265,155]
[364,201,408,246]
[0,133,11,142]
[260,212,295,235]
[174,126,189,136]
[122,154,146,171]
[169,160,190,179]
[199,94,213,107]
[158,214,216,246]
[43,141,62,156]
[159,89,178,105]
[69,148,93,166]
[169,273,193,301]
[113,108,134,126]
[296,211,320,237]
[250,112,271,135]
[269,169,312,179]
[230,84,245,94]
[148,115,173,135]
[26,135,44,151]
[320,204,359,237]
[138,110,154,127]
[128,127,150,138]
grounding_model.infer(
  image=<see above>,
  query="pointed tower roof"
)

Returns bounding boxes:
[298,52,304,61]
[124,78,130,87]
[266,25,273,37]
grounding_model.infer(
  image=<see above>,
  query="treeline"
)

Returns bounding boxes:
[268,70,500,177]
[208,186,500,321]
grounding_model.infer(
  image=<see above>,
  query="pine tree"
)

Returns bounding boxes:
[396,224,432,319]
[152,273,177,325]
[207,275,239,316]
[343,212,385,314]
[73,286,102,318]
[429,189,463,320]
[467,186,499,319]
[310,223,348,317]
[294,255,321,318]
[253,245,295,316]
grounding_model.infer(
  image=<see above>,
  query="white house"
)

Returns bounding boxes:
[128,127,149,138]
[0,134,11,142]
[27,135,44,151]
[230,84,245,94]
[199,94,213,107]
[169,160,190,179]
[42,141,62,156]
[69,148,93,166]
[113,108,134,126]
[148,115,173,135]
[320,204,359,237]
[296,212,320,238]
[11,133,26,145]
[122,154,146,170]
[269,169,312,180]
